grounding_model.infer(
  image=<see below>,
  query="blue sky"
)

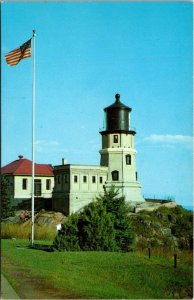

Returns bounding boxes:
[2,2,193,207]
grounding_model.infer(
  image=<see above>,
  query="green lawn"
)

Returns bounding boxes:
[1,239,193,299]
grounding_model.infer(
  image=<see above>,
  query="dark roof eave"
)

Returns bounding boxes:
[104,106,132,112]
[3,172,54,176]
[104,100,132,112]
[100,130,136,136]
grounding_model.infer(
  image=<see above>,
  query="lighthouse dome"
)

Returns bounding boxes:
[104,94,131,132]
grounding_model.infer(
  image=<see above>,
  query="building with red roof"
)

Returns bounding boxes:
[2,155,54,209]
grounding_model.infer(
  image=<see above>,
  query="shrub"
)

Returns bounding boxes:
[53,186,134,252]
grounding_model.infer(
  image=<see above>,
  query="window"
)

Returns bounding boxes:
[112,170,119,181]
[113,135,118,143]
[22,178,27,190]
[46,179,51,190]
[57,175,61,184]
[126,154,131,165]
[92,176,96,183]
[64,174,68,183]
[99,177,103,184]
[83,176,87,183]
[74,175,78,183]
[34,179,41,196]
[136,172,138,181]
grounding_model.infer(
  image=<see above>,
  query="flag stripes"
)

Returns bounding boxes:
[5,39,32,66]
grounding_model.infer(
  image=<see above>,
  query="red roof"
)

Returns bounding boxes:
[1,156,54,176]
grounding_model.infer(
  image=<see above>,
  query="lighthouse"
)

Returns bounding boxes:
[99,94,145,203]
[52,93,145,215]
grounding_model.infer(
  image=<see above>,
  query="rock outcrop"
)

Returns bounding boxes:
[2,210,66,229]
[128,204,193,251]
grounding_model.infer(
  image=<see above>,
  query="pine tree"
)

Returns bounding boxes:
[98,186,134,252]
[53,186,134,252]
[53,213,80,251]
[1,175,14,219]
[78,200,117,251]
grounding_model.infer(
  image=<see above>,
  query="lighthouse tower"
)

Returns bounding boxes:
[99,94,145,203]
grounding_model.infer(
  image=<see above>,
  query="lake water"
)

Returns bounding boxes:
[182,205,193,211]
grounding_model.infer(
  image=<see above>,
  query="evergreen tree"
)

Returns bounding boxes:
[98,186,134,252]
[53,213,80,251]
[1,175,14,219]
[78,200,117,251]
[53,186,134,252]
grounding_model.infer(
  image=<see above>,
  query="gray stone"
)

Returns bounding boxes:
[161,228,172,236]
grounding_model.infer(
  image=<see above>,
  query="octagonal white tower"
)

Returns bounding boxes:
[99,94,145,203]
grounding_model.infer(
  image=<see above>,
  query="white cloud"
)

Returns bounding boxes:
[35,140,61,146]
[144,134,193,144]
[35,140,61,152]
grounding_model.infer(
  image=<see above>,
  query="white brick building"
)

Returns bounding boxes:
[52,94,144,215]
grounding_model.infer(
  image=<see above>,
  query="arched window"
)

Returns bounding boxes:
[113,135,118,143]
[112,170,119,181]
[126,154,131,165]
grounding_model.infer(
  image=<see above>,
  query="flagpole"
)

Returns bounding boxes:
[31,30,36,245]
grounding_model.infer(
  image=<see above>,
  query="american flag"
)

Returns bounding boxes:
[5,39,32,66]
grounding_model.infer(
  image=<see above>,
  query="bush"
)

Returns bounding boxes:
[53,186,134,252]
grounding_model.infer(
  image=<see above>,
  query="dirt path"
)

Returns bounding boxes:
[1,253,83,299]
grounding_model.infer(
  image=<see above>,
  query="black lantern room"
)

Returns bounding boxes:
[100,94,136,136]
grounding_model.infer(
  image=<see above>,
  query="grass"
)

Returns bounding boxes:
[135,246,193,265]
[1,239,193,299]
[1,223,57,240]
